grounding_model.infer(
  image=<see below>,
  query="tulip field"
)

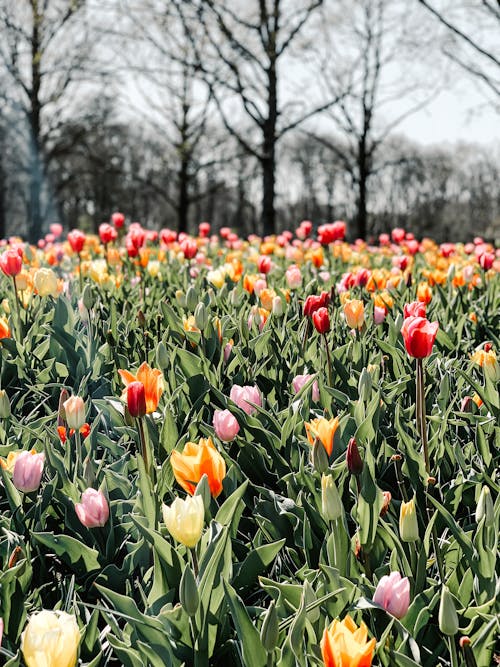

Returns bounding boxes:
[0,217,498,667]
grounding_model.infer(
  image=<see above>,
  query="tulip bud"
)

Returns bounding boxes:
[475,486,494,527]
[75,488,109,528]
[0,389,11,418]
[138,310,146,329]
[156,341,169,369]
[63,395,85,430]
[321,473,342,521]
[260,601,279,653]
[312,437,329,473]
[438,586,459,636]
[194,302,208,330]
[230,288,242,307]
[272,295,283,316]
[213,409,240,442]
[127,381,146,418]
[346,438,363,476]
[399,497,419,542]
[175,289,186,308]
[180,565,199,617]
[358,368,372,402]
[82,284,94,310]
[12,451,45,493]
[163,495,205,548]
[186,286,198,311]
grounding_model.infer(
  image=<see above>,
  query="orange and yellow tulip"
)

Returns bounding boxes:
[321,615,376,667]
[305,416,339,457]
[118,362,164,414]
[343,300,365,330]
[170,437,226,497]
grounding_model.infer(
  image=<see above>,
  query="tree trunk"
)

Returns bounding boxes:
[261,152,276,236]
[29,4,43,243]
[261,8,278,237]
[356,138,368,240]
[177,154,189,234]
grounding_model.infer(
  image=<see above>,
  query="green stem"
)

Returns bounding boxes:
[416,359,430,475]
[191,546,199,579]
[448,635,459,667]
[74,430,82,483]
[11,275,21,337]
[78,253,83,293]
[324,333,333,386]
[136,416,149,475]
[266,652,274,667]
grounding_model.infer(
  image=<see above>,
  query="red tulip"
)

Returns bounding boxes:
[401,316,439,358]
[99,223,117,244]
[257,255,272,274]
[0,248,23,276]
[198,222,211,237]
[312,307,330,334]
[67,230,86,253]
[479,252,494,270]
[111,211,125,228]
[403,301,426,319]
[180,238,197,259]
[127,381,147,418]
[346,437,363,476]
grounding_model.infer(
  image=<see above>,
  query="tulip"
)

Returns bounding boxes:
[99,222,117,244]
[344,299,365,330]
[34,268,59,297]
[198,221,211,237]
[321,473,342,521]
[75,488,109,528]
[118,362,164,414]
[305,416,339,457]
[312,306,330,334]
[0,389,11,418]
[475,486,494,527]
[260,601,279,653]
[162,495,204,548]
[170,437,226,497]
[12,451,44,493]
[126,381,146,418]
[180,565,199,616]
[346,437,363,476]
[63,395,85,430]
[478,252,494,270]
[470,347,500,382]
[373,572,410,619]
[50,223,63,237]
[285,265,302,289]
[438,586,459,636]
[213,409,240,442]
[403,301,426,319]
[400,316,439,358]
[416,281,432,304]
[229,384,262,415]
[0,248,23,277]
[257,255,272,274]
[21,610,81,667]
[111,211,125,228]
[67,230,86,253]
[399,497,419,542]
[321,615,376,667]
[292,374,320,402]
[180,238,198,259]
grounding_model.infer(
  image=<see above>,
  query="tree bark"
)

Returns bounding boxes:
[29,1,43,243]
[177,154,190,234]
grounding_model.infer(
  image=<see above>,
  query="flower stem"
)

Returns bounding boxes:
[416,359,430,475]
[78,253,83,293]
[191,546,199,579]
[136,416,149,475]
[11,275,21,337]
[74,430,82,483]
[324,333,333,386]
[448,635,459,667]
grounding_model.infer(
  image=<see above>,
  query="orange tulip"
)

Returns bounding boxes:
[0,317,10,339]
[321,615,376,667]
[305,417,339,457]
[417,282,432,304]
[118,362,164,414]
[170,437,226,497]
[343,299,365,330]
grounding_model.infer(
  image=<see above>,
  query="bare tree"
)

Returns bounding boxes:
[171,0,345,235]
[0,0,107,241]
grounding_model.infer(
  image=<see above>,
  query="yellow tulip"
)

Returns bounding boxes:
[21,610,80,667]
[343,299,365,329]
[321,614,376,667]
[162,495,204,548]
[399,497,419,542]
[305,416,339,457]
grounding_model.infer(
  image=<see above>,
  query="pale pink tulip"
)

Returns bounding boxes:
[12,451,44,493]
[292,374,320,402]
[75,489,109,528]
[373,572,410,619]
[229,385,262,415]
[374,306,386,325]
[213,409,240,441]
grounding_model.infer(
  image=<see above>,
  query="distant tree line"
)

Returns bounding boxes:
[0,0,498,242]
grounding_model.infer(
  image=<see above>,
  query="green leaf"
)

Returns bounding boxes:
[223,579,267,667]
[31,533,100,574]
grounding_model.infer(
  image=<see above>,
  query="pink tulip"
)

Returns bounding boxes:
[223,341,233,363]
[373,572,410,619]
[374,306,386,325]
[50,223,63,238]
[12,451,44,493]
[229,385,262,415]
[75,488,109,528]
[0,617,3,648]
[213,409,240,441]
[292,374,320,402]
[285,265,302,289]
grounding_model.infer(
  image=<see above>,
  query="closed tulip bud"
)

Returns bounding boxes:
[346,438,363,476]
[156,341,169,369]
[260,601,279,653]
[63,395,85,430]
[439,586,459,636]
[312,437,329,473]
[321,473,342,521]
[180,565,199,617]
[0,389,11,418]
[399,497,419,542]
[213,409,240,441]
[126,381,146,418]
[272,295,283,316]
[175,289,186,308]
[186,286,198,311]
[475,486,494,527]
[358,368,372,402]
[194,302,208,330]
[82,284,94,310]
[163,495,204,548]
[21,610,80,667]
[75,488,109,528]
[13,451,45,493]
